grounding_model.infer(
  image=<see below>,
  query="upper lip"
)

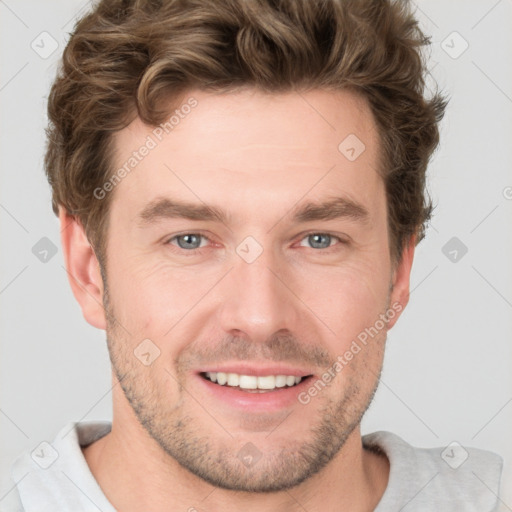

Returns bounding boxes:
[196,363,315,378]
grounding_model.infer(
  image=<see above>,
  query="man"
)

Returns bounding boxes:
[2,0,503,510]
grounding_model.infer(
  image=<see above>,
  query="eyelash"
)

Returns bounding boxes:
[165,231,347,255]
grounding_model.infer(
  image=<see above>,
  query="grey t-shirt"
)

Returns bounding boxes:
[1,421,503,511]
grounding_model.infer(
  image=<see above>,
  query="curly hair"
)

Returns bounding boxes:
[45,0,447,266]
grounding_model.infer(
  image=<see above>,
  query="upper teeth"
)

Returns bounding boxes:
[205,372,303,390]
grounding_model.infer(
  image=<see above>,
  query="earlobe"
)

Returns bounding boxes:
[387,236,416,330]
[59,207,107,330]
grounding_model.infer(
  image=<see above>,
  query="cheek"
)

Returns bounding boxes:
[300,258,391,338]
[106,253,221,345]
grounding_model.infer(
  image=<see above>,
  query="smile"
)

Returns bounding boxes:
[201,372,311,392]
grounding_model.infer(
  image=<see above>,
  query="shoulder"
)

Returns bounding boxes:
[0,477,24,512]
[2,421,113,512]
[364,431,503,512]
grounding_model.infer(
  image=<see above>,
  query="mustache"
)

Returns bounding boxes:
[177,332,334,371]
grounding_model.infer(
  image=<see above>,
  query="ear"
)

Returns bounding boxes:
[59,207,107,330]
[387,235,416,330]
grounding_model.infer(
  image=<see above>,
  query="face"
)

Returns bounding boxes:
[91,88,411,492]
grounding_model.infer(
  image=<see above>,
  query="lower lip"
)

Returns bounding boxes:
[195,373,314,412]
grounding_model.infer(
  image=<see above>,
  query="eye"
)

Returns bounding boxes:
[298,233,344,250]
[167,233,209,251]
[164,231,346,254]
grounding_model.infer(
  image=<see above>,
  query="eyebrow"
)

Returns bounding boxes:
[138,198,230,225]
[137,195,369,227]
[290,196,369,224]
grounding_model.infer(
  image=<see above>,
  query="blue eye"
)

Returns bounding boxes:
[165,232,345,255]
[168,233,207,250]
[300,233,342,250]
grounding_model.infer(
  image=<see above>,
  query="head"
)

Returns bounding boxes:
[49,0,446,493]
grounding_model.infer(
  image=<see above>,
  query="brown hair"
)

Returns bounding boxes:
[45,0,447,266]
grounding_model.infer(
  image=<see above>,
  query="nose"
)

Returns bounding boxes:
[216,243,300,344]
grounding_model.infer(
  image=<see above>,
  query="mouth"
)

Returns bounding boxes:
[199,371,314,393]
[194,363,317,411]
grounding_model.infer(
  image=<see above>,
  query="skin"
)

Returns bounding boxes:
[61,87,415,512]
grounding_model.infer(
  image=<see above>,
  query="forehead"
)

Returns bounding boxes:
[110,88,383,224]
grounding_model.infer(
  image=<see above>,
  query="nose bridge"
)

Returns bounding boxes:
[217,240,297,341]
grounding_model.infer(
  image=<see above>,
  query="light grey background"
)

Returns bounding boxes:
[1,0,511,508]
